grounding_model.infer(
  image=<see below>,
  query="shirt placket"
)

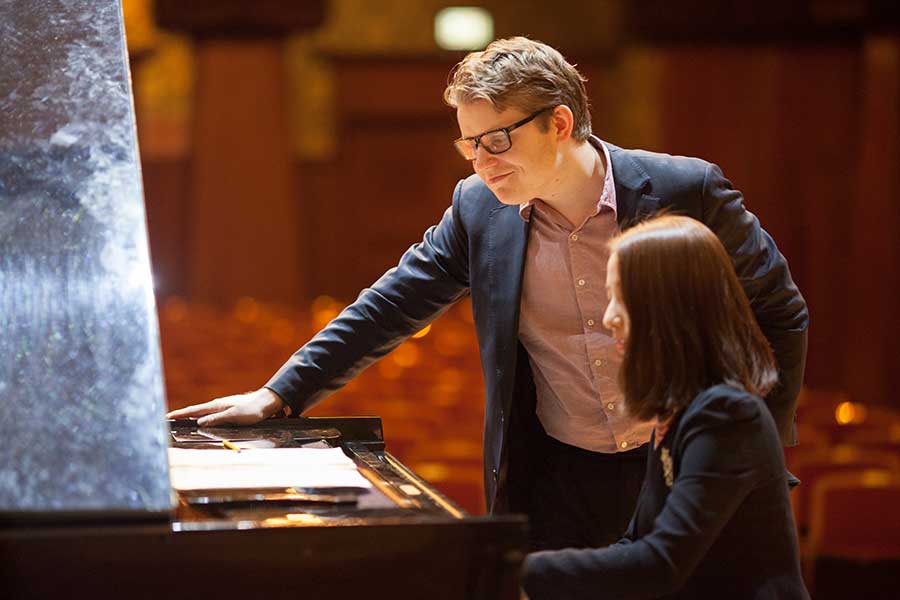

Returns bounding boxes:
[570,218,630,449]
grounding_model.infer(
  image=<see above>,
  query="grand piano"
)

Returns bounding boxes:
[0,2,526,597]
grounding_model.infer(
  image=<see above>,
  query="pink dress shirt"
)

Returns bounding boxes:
[518,139,653,453]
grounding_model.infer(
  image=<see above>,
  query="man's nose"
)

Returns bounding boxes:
[472,145,497,170]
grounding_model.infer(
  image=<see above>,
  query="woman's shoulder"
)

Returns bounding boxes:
[671,384,784,483]
[677,383,767,434]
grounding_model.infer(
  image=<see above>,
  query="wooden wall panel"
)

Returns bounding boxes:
[771,46,861,391]
[188,40,304,306]
[302,58,471,299]
[143,160,191,298]
[657,45,783,231]
[302,123,468,299]
[846,36,900,406]
[653,43,872,399]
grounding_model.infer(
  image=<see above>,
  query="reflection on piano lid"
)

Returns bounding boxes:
[0,1,527,597]
[0,0,170,521]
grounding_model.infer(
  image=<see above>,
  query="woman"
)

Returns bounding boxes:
[522,216,808,599]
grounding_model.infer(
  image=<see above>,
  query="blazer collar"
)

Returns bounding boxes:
[601,139,660,229]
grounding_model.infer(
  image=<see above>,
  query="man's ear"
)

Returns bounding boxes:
[550,105,575,142]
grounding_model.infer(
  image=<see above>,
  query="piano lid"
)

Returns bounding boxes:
[0,0,172,517]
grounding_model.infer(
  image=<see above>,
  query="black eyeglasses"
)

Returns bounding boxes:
[453,107,552,161]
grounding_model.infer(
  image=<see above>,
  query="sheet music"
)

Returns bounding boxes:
[168,447,373,491]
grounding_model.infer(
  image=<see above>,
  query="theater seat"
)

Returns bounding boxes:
[805,470,900,598]
[790,445,900,537]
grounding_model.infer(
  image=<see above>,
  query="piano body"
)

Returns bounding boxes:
[0,2,526,598]
[2,416,526,598]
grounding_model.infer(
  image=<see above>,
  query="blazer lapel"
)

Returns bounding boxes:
[606,142,660,230]
[488,203,529,412]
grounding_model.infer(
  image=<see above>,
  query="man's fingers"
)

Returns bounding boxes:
[166,399,225,419]
[168,391,270,427]
[196,406,239,427]
[195,413,220,427]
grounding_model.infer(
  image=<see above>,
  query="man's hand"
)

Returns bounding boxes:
[166,388,286,427]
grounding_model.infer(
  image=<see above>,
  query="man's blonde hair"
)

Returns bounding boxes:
[443,37,592,141]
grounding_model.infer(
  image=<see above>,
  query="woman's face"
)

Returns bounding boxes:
[603,252,630,356]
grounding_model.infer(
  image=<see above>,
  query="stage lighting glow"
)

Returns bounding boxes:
[835,401,868,425]
[434,7,493,51]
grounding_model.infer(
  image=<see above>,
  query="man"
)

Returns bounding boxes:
[169,37,808,551]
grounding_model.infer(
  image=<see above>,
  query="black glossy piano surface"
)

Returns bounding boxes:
[2,417,527,599]
[0,2,526,597]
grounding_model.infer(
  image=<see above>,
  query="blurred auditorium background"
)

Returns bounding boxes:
[122,1,899,596]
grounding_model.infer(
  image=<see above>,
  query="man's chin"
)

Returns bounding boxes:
[487,186,526,206]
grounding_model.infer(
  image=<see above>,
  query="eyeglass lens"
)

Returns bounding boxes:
[454,130,511,160]
[453,107,551,161]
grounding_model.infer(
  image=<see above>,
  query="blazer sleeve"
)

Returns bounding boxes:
[521,394,769,600]
[700,163,809,444]
[264,181,471,415]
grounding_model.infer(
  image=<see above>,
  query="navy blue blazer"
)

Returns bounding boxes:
[266,140,809,513]
[522,384,810,600]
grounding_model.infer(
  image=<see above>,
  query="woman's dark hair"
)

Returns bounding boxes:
[610,215,778,421]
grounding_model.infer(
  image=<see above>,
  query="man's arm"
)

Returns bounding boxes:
[700,163,809,444]
[168,182,472,425]
[265,194,471,416]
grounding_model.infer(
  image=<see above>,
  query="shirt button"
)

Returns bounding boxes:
[607,402,615,410]
[570,234,578,241]
[587,319,595,326]
[620,441,628,449]
[594,359,603,367]
[578,279,586,286]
